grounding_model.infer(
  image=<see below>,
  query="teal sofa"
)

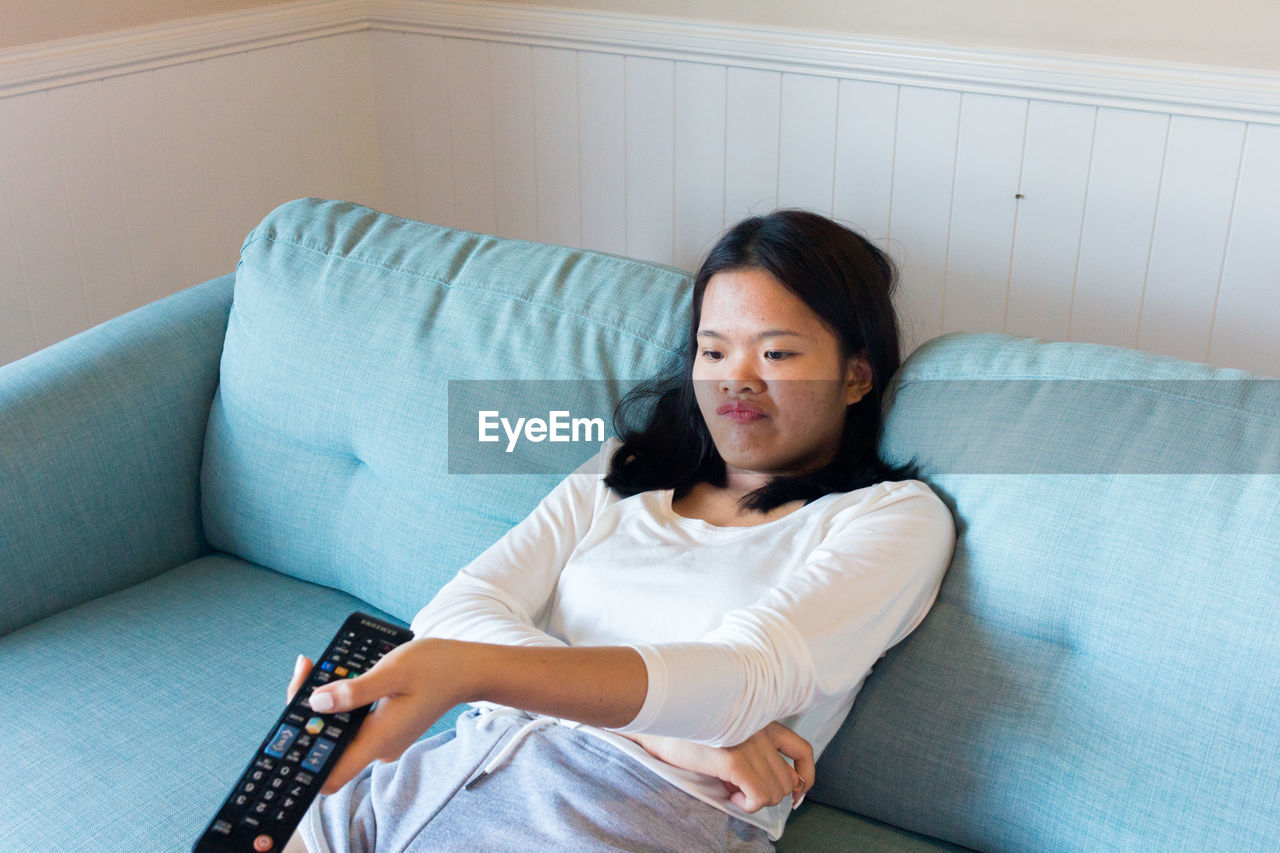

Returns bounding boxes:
[2,199,1277,852]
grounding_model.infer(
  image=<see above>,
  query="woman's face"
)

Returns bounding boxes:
[692,266,873,482]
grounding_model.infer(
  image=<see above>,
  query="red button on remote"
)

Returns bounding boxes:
[253,834,274,852]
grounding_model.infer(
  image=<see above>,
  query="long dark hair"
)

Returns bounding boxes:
[604,209,919,513]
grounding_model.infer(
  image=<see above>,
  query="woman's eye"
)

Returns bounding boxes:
[764,350,793,361]
[700,349,722,361]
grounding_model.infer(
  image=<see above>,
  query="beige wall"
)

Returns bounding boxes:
[503,0,1280,72]
[0,0,297,50]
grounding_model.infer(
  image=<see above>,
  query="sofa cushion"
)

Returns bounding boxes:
[202,199,692,623]
[0,553,455,851]
[814,332,1280,851]
[779,802,974,852]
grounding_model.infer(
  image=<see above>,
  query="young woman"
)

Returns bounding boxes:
[285,210,956,852]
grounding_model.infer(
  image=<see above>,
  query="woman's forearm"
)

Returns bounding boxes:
[454,639,648,729]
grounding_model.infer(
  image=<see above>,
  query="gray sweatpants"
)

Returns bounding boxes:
[300,707,775,853]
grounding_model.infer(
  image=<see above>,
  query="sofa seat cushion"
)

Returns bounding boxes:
[779,802,974,852]
[0,553,460,851]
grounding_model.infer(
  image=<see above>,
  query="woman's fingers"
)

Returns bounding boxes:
[765,721,816,799]
[287,655,313,703]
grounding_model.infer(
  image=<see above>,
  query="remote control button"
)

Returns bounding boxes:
[305,717,325,735]
[301,738,336,773]
[255,757,277,771]
[253,834,275,851]
[241,815,262,829]
[334,713,351,723]
[296,771,314,786]
[285,748,305,764]
[212,820,233,835]
[279,765,293,778]
[324,725,343,739]
[283,795,299,809]
[241,782,258,795]
[320,661,335,672]
[234,794,250,808]
[334,666,349,677]
[264,724,300,759]
[273,807,292,823]
[286,712,306,725]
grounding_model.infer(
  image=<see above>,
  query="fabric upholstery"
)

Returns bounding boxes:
[814,332,1280,852]
[0,274,233,635]
[201,199,693,623]
[0,554,462,852]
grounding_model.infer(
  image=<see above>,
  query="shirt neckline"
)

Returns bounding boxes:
[659,486,843,533]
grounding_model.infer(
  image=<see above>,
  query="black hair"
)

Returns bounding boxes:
[603,209,920,513]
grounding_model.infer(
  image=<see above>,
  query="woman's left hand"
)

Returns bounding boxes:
[623,722,815,813]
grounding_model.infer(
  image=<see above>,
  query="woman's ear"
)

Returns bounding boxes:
[844,354,874,405]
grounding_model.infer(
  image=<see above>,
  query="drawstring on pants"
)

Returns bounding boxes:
[464,708,557,789]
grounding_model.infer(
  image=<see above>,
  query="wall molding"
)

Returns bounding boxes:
[0,0,367,98]
[367,1,1280,126]
[2,0,1279,126]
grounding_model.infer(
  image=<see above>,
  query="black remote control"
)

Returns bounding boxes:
[193,612,415,852]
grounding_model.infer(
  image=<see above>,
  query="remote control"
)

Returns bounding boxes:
[193,612,415,852]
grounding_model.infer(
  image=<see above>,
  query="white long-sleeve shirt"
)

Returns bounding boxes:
[411,437,956,840]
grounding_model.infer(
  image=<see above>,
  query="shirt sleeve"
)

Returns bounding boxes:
[610,480,956,747]
[409,438,617,647]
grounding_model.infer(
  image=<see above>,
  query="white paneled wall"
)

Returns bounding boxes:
[0,29,382,366]
[367,26,1278,372]
[1,1,1278,376]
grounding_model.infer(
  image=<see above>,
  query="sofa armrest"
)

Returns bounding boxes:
[0,274,235,636]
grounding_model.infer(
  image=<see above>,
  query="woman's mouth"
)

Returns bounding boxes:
[717,400,766,423]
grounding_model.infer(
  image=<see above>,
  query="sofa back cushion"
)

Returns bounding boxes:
[815,332,1280,852]
[201,199,691,621]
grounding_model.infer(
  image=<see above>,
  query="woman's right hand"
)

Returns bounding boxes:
[623,722,815,813]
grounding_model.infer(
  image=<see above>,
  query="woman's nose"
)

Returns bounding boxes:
[717,358,764,394]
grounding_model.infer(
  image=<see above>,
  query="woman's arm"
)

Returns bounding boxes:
[408,439,616,648]
[304,637,646,793]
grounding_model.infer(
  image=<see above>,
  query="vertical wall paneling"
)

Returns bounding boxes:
[1209,124,1280,374]
[152,60,234,286]
[1070,109,1169,348]
[487,41,538,242]
[888,86,962,358]
[624,56,675,266]
[777,73,839,214]
[298,38,356,205]
[2,9,1277,376]
[47,79,138,326]
[444,38,496,235]
[98,70,184,306]
[1137,115,1246,362]
[406,34,455,227]
[0,167,36,364]
[0,91,91,349]
[1005,102,1097,341]
[832,80,899,244]
[724,67,781,224]
[672,61,727,272]
[370,31,418,219]
[531,46,580,248]
[335,32,384,213]
[201,51,272,250]
[578,51,626,256]
[941,94,1028,335]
